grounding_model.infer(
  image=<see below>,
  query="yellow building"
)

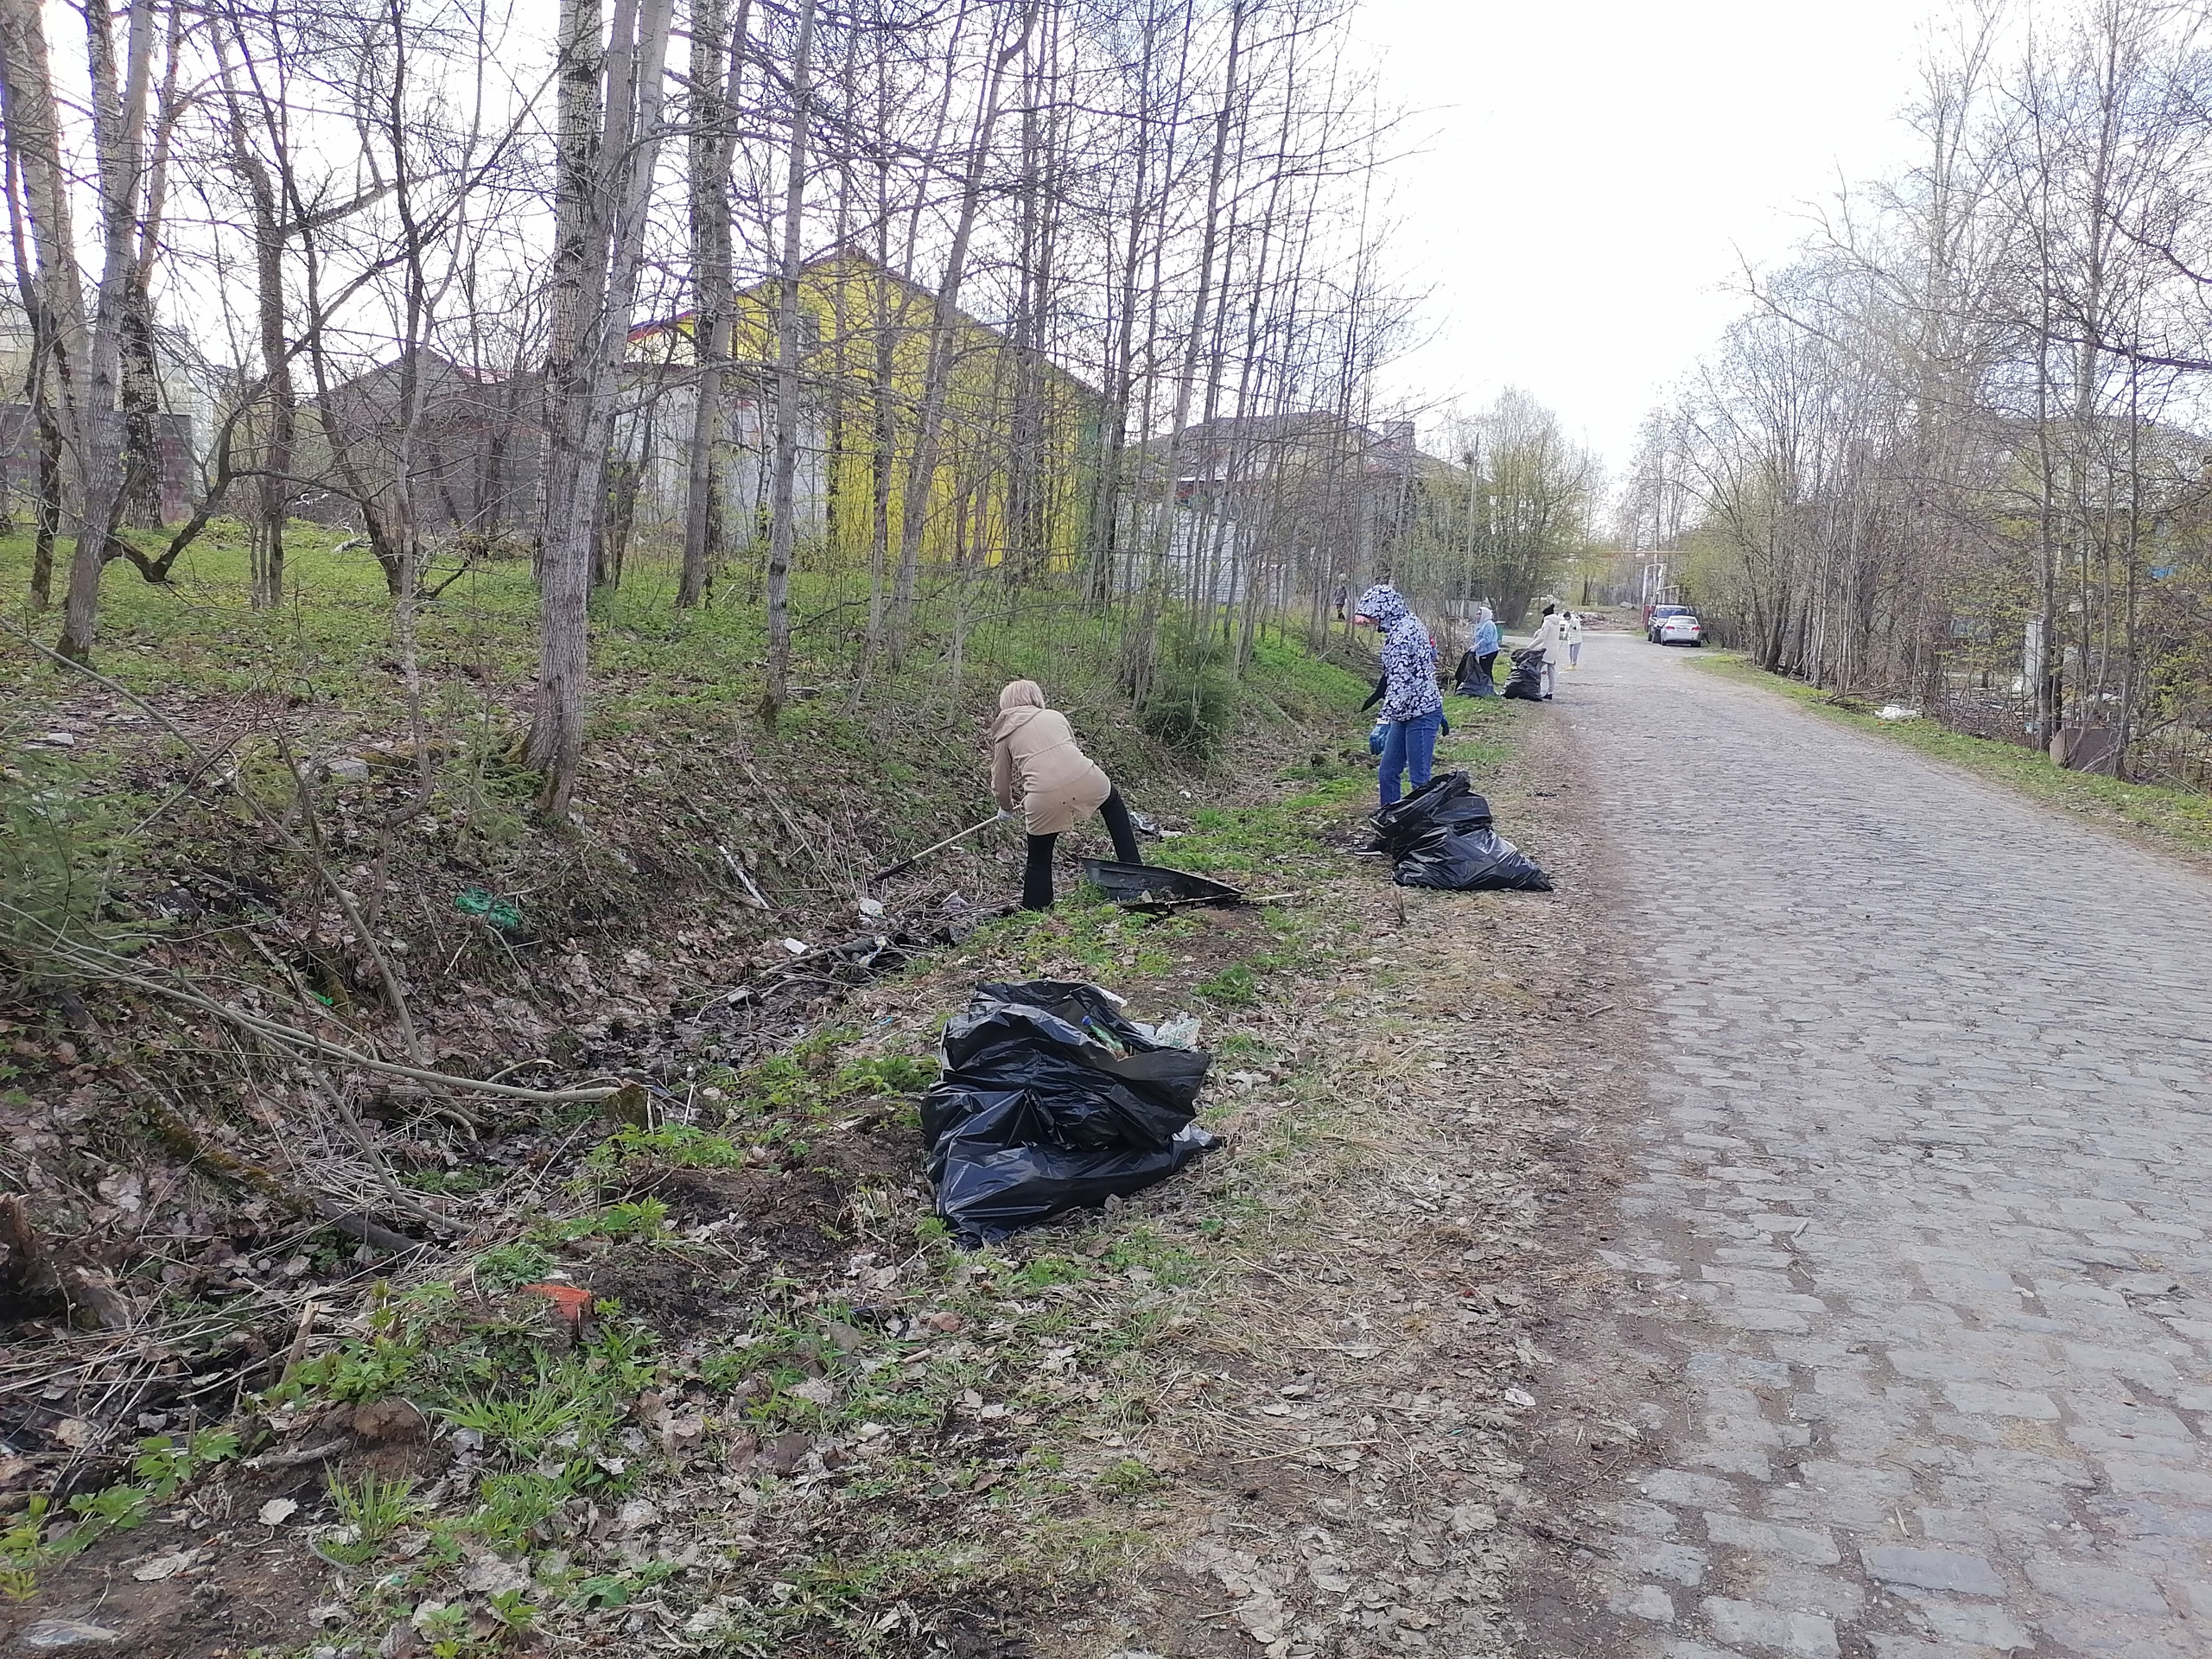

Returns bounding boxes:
[625,250,1101,575]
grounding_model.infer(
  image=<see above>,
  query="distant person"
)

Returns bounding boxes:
[1563,609,1585,671]
[1334,582,1349,620]
[989,681,1143,911]
[1532,603,1564,700]
[1454,606,1499,696]
[1353,583,1445,806]
[1472,605,1501,693]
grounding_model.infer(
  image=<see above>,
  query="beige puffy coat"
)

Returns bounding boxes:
[989,681,1112,835]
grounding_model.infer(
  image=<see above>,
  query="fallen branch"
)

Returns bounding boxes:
[7,906,624,1104]
[246,1438,352,1471]
[715,842,772,909]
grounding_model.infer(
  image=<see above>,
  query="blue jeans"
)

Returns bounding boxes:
[1377,709,1441,807]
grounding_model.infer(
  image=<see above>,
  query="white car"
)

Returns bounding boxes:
[1654,611,1704,646]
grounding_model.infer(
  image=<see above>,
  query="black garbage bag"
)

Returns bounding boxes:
[1368,772,1494,857]
[924,980,1217,1243]
[928,1090,1217,1246]
[1501,645,1545,701]
[1365,771,1553,893]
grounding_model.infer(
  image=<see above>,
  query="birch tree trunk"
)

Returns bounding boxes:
[526,0,674,812]
[760,0,818,717]
[55,0,156,661]
[0,54,65,611]
[677,0,747,610]
[118,5,178,531]
[0,0,89,594]
[886,0,1039,663]
[214,30,294,607]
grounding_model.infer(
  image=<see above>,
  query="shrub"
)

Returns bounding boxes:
[0,750,139,987]
[1140,634,1235,757]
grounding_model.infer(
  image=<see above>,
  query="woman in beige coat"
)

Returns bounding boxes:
[989,681,1144,909]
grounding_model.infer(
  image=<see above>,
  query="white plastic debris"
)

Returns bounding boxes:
[19,1619,123,1649]
[1150,1013,1202,1049]
[1877,704,1922,721]
[131,1548,198,1582]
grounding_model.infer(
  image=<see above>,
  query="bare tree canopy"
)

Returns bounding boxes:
[1638,0,2212,787]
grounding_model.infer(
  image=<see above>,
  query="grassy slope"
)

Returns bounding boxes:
[0,524,1375,996]
[1687,651,2212,867]
[0,526,1539,1654]
[0,524,1458,1655]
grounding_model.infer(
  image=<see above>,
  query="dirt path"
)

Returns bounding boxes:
[1536,634,2212,1659]
[1027,705,1646,1659]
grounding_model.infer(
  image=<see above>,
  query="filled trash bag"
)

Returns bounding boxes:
[1366,772,1553,893]
[929,1093,1217,1246]
[924,980,1217,1243]
[1501,645,1545,701]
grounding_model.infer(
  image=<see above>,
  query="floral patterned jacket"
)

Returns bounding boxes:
[1356,584,1443,721]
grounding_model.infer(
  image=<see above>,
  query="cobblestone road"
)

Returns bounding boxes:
[1557,637,2212,1659]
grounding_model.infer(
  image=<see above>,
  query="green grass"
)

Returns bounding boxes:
[1,522,1365,777]
[1,523,1382,976]
[1689,652,2212,861]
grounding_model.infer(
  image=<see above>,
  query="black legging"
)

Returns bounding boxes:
[1022,787,1142,911]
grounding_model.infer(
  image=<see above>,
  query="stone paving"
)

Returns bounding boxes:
[1556,637,2212,1659]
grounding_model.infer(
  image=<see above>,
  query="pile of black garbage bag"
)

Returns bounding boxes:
[1369,771,1554,893]
[1500,645,1546,701]
[922,980,1217,1245]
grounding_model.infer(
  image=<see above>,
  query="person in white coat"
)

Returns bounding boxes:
[1532,604,1564,700]
[1562,610,1585,669]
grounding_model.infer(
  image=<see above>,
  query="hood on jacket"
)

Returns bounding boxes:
[991,679,1053,745]
[1354,583,1409,629]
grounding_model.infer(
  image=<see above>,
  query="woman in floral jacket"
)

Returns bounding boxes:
[1353,583,1444,807]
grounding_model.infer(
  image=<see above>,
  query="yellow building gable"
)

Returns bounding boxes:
[628,251,1099,574]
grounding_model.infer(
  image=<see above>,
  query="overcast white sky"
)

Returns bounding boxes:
[1353,0,1948,474]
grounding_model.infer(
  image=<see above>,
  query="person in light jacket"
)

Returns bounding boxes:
[1463,605,1501,695]
[1562,609,1585,670]
[1532,604,1564,700]
[1354,583,1445,807]
[990,681,1143,911]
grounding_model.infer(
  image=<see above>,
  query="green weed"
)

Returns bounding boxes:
[1194,962,1258,1006]
[1095,1457,1160,1499]
[66,1484,153,1536]
[442,1379,600,1459]
[0,1498,52,1601]
[588,1122,747,1174]
[131,1427,239,1497]
[557,1198,670,1242]
[470,1241,556,1293]
[321,1468,423,1565]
